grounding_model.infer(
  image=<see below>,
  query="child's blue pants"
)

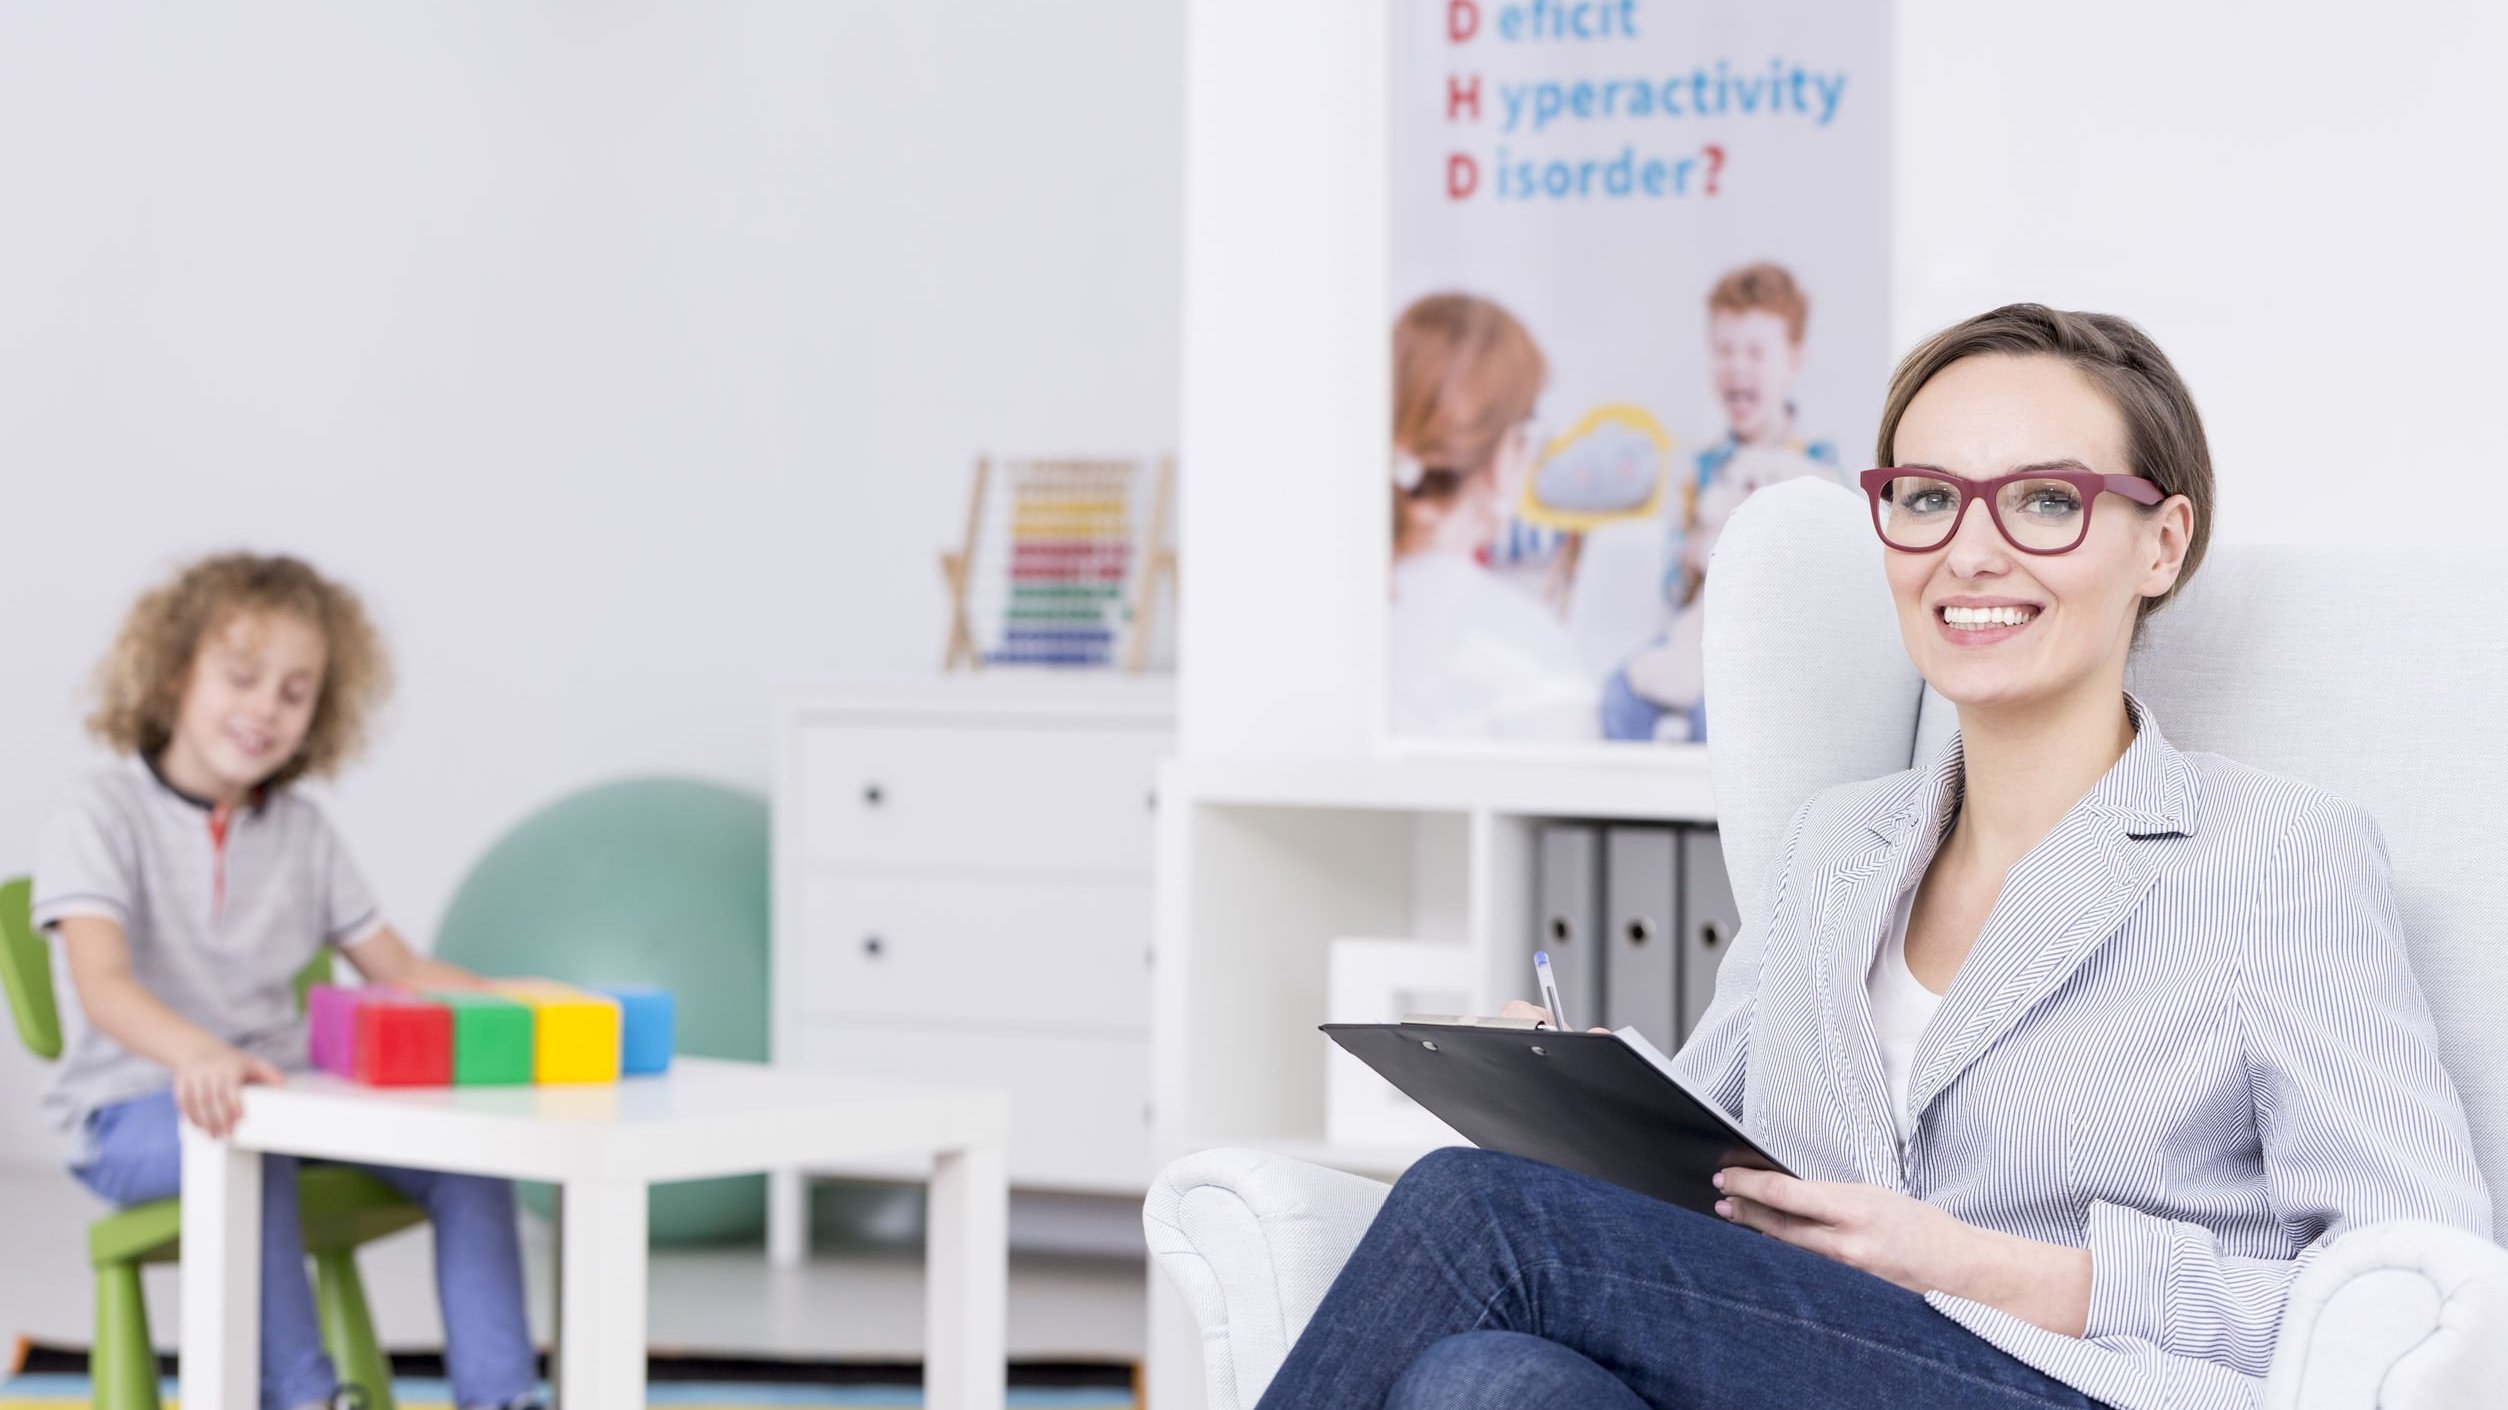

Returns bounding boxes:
[72,1088,536,1410]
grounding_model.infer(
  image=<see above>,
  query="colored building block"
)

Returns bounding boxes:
[592,986,675,1076]
[306,983,361,1077]
[492,981,621,1084]
[351,993,453,1086]
[425,990,536,1085]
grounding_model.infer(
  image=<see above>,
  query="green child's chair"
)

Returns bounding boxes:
[0,876,423,1410]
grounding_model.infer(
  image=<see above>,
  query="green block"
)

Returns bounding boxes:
[426,991,535,1085]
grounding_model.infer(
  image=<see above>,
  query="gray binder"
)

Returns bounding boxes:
[1678,825,1740,1040]
[1602,826,1679,1050]
[1533,823,1603,1030]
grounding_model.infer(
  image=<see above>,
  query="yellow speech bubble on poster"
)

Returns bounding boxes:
[1514,404,1674,532]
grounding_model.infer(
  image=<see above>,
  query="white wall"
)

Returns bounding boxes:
[1892,2,2508,544]
[1179,0,2508,760]
[0,1,1181,1165]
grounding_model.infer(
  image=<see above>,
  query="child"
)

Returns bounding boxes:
[1388,292,1599,740]
[1602,262,1842,741]
[36,554,540,1410]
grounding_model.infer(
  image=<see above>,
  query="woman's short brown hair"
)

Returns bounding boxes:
[1392,293,1548,546]
[1876,303,2213,620]
[87,553,393,789]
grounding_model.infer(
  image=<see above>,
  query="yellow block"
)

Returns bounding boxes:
[491,980,622,1084]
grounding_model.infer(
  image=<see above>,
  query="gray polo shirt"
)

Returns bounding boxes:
[34,755,385,1165]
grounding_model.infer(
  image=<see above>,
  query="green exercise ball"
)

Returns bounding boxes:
[435,776,769,1245]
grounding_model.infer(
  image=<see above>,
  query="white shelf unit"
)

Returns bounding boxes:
[768,676,1175,1267]
[1148,750,1718,1179]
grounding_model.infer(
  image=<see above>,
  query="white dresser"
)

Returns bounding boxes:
[767,677,1174,1266]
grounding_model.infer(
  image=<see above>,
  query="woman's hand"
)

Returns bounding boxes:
[1495,1000,1611,1034]
[1714,1167,2091,1336]
[1711,1167,1974,1293]
[173,1045,287,1139]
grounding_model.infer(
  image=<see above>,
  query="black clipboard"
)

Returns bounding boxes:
[1322,1020,1793,1217]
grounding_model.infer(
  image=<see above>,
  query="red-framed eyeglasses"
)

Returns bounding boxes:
[1857,466,2165,556]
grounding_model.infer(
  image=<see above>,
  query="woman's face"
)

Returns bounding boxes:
[1882,354,2191,714]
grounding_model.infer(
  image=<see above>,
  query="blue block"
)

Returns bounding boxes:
[594,985,676,1075]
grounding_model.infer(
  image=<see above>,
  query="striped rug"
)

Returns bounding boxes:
[0,1375,1135,1408]
[0,1346,1138,1409]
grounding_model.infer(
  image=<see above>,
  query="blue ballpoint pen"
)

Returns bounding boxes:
[1533,950,1570,1031]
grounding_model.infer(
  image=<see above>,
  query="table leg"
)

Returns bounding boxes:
[555,1180,648,1408]
[767,1166,809,1269]
[925,1137,1007,1410]
[178,1121,261,1410]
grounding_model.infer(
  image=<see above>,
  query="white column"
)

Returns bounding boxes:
[555,1180,649,1409]
[178,1120,262,1410]
[924,1106,1008,1410]
[766,1166,810,1269]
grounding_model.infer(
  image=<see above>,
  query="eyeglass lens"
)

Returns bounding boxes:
[1877,473,2088,552]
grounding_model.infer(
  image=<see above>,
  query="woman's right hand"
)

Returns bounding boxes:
[1497,999,1612,1033]
[173,1046,286,1139]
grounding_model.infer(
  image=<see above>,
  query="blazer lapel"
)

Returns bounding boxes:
[1810,738,1964,1185]
[1905,696,2200,1126]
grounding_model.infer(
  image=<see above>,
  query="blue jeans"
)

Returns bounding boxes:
[74,1089,535,1410]
[1256,1148,2112,1410]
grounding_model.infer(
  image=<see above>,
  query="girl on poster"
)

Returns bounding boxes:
[1388,294,1599,741]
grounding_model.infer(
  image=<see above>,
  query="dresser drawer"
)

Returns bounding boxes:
[795,722,1167,876]
[793,1024,1151,1193]
[798,874,1150,1028]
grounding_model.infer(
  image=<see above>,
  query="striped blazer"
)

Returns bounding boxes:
[1671,694,2491,1410]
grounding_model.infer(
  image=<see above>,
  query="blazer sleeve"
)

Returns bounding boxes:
[1671,796,1816,1122]
[2080,799,2493,1369]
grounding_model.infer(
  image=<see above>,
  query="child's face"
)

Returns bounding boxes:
[1709,309,1806,442]
[169,609,328,795]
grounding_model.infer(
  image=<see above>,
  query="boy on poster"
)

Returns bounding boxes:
[1603,263,1841,742]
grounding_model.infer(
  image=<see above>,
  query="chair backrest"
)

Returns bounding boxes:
[1703,477,2508,1238]
[1,876,63,1060]
[0,875,335,1062]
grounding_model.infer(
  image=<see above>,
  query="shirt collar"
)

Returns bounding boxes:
[1876,691,2199,845]
[138,751,268,815]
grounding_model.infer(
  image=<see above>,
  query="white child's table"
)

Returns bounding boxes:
[177,1057,1008,1410]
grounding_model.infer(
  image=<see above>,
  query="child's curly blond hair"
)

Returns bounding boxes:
[86,553,393,790]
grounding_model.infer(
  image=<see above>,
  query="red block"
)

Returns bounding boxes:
[352,994,453,1086]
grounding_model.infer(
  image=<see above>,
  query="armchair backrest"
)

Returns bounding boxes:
[1702,477,2508,1237]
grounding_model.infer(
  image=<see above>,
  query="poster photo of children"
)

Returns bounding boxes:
[1385,0,1889,750]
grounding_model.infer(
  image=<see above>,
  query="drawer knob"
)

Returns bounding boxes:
[1625,917,1656,946]
[1699,919,1726,950]
[862,935,885,959]
[861,783,885,807]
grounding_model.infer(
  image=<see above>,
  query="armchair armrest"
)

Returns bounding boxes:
[2267,1219,2508,1410]
[1144,1149,1393,1410]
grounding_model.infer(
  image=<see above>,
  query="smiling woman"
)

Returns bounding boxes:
[1245,305,2490,1410]
[1871,309,2206,717]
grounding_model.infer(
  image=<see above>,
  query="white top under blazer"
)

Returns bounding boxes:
[1867,887,1944,1144]
[1672,694,2491,1410]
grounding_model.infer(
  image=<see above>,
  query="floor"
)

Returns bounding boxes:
[0,1167,1149,1366]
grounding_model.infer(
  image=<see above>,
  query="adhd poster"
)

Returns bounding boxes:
[1386,0,1889,747]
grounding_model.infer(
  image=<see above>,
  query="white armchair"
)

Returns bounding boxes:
[1145,480,2508,1410]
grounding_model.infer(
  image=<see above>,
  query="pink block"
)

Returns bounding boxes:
[307,983,361,1076]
